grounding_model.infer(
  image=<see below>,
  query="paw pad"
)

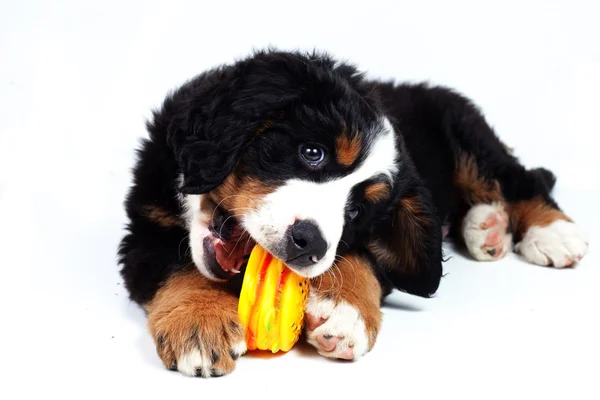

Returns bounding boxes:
[462,203,513,262]
[304,296,371,361]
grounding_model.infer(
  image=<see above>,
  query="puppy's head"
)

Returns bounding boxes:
[167,50,399,281]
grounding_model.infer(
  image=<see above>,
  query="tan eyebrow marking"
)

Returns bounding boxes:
[364,182,390,202]
[335,131,361,166]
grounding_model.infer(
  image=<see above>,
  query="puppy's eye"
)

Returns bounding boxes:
[346,205,362,221]
[299,144,325,166]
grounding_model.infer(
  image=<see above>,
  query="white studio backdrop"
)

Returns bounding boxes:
[1,1,599,399]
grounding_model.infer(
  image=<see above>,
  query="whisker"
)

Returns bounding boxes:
[224,206,260,213]
[327,263,343,296]
[215,213,248,254]
[227,222,255,257]
[325,264,340,296]
[334,263,344,295]
[325,263,336,294]
[315,275,323,291]
[217,213,247,240]
[228,235,245,258]
[178,233,190,259]
[243,232,254,253]
[210,195,259,226]
[335,254,357,292]
[339,239,350,250]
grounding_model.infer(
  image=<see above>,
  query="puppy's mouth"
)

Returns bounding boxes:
[203,212,256,280]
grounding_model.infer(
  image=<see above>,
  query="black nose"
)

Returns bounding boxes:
[285,220,328,267]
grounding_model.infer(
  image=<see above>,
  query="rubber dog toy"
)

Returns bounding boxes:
[238,244,309,353]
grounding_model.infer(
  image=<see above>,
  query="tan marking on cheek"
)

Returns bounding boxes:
[369,194,432,272]
[368,238,414,273]
[142,206,185,228]
[397,195,432,270]
[310,254,382,349]
[335,132,361,166]
[364,182,390,202]
[209,174,274,218]
[367,242,398,270]
[400,195,431,226]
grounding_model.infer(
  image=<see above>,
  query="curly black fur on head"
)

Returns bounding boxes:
[145,50,381,194]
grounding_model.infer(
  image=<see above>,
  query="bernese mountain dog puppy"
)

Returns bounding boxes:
[117,49,588,377]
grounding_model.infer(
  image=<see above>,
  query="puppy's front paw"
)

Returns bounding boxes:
[304,292,378,361]
[148,302,246,378]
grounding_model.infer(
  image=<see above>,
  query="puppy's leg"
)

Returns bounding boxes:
[455,155,513,261]
[146,267,247,377]
[304,254,382,361]
[454,155,588,267]
[511,197,588,268]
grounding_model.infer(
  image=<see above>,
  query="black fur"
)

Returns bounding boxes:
[162,51,381,194]
[118,49,560,307]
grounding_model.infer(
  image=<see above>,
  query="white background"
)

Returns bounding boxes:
[2,1,599,399]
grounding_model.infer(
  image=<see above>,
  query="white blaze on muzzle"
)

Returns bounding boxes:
[241,117,400,278]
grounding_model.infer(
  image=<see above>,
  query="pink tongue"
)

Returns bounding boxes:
[214,239,249,271]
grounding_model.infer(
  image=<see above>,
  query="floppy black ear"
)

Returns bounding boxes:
[369,181,444,298]
[154,67,277,195]
[174,133,251,195]
[156,52,306,195]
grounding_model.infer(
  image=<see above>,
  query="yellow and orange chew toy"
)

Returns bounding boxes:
[238,244,310,353]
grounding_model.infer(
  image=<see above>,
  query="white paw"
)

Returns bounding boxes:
[176,339,246,378]
[462,202,513,261]
[178,348,213,377]
[515,219,589,268]
[230,340,248,358]
[304,293,370,361]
